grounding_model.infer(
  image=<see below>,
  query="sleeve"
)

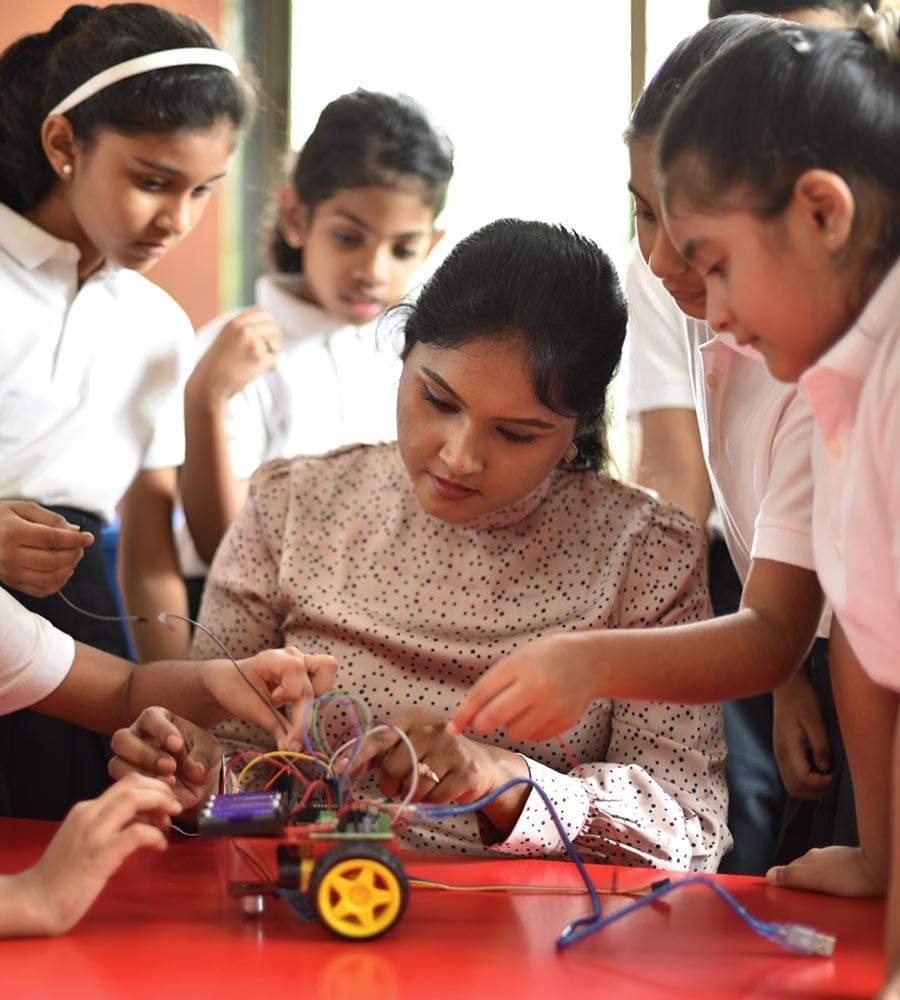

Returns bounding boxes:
[0,589,75,714]
[141,300,197,471]
[624,246,696,416]
[491,503,730,872]
[749,387,817,572]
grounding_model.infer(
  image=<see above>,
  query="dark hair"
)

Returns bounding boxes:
[398,218,627,471]
[272,89,454,272]
[708,0,873,20]
[627,13,772,143]
[657,21,900,274]
[0,3,255,213]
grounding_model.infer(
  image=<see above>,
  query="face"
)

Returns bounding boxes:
[39,121,236,280]
[663,194,853,381]
[628,137,707,320]
[397,338,577,523]
[293,185,442,326]
[780,8,852,29]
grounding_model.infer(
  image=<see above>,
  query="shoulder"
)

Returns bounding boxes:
[558,468,703,536]
[249,442,399,496]
[108,269,194,342]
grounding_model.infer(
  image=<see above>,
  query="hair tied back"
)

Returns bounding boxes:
[858,3,900,64]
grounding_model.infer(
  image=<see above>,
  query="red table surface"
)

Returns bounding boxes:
[0,817,886,1000]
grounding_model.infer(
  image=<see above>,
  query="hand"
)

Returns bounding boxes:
[108,707,222,811]
[450,633,598,741]
[203,646,339,749]
[5,773,180,936]
[766,845,887,898]
[187,308,283,406]
[879,969,900,1000]
[348,708,529,837]
[772,668,832,800]
[0,500,93,596]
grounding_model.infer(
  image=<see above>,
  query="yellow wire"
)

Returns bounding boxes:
[233,750,333,791]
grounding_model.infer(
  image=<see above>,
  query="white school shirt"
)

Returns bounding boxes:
[177,273,403,573]
[0,589,74,715]
[625,249,817,584]
[0,204,195,524]
[800,259,900,691]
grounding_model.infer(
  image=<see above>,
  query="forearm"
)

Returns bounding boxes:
[181,382,247,563]
[126,657,231,729]
[0,872,51,937]
[632,408,713,527]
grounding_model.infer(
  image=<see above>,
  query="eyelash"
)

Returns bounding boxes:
[421,386,538,444]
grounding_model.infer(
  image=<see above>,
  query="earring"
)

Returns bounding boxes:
[61,163,73,177]
[563,442,578,464]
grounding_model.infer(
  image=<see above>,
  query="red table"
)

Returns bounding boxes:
[0,818,886,999]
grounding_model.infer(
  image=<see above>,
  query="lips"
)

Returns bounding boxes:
[341,290,383,318]
[429,473,478,501]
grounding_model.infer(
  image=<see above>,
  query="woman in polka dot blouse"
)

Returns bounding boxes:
[193,219,730,872]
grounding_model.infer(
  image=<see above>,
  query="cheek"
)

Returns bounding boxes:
[635,220,655,264]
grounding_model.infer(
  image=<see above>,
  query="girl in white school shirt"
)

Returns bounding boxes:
[177,89,452,606]
[0,2,254,820]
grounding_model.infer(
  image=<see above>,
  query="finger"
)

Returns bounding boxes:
[451,669,516,734]
[109,726,179,777]
[343,728,399,773]
[93,774,183,828]
[130,707,187,754]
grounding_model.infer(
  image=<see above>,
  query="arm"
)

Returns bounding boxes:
[772,662,832,799]
[452,557,823,740]
[631,408,713,527]
[0,500,93,597]
[117,467,189,662]
[32,642,337,747]
[0,773,180,937]
[767,617,894,898]
[181,308,281,563]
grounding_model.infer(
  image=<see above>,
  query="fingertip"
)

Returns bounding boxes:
[445,720,460,736]
[766,866,784,886]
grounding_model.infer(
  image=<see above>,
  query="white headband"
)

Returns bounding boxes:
[46,47,240,118]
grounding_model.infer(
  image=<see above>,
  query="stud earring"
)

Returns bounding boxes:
[61,163,73,177]
[563,442,578,464]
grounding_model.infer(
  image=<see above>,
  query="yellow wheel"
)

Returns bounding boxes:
[311,842,408,940]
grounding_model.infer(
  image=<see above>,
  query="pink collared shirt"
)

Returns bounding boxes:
[800,259,900,691]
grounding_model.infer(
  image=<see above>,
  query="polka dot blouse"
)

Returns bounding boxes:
[195,443,730,872]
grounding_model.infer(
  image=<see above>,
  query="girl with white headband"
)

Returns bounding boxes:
[0,3,254,822]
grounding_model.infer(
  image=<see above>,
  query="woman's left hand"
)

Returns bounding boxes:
[348,708,530,837]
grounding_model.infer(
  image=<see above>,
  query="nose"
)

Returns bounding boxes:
[352,243,392,287]
[155,194,196,238]
[704,282,735,334]
[439,421,484,477]
[647,224,689,283]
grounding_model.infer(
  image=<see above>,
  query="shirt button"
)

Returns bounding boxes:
[706,373,719,390]
[828,439,842,458]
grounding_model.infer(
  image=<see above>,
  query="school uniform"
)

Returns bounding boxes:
[0,203,195,819]
[801,258,900,691]
[625,248,857,872]
[177,273,403,594]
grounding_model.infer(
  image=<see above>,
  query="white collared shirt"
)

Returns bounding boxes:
[0,589,73,714]
[626,248,817,585]
[801,259,900,691]
[0,204,195,523]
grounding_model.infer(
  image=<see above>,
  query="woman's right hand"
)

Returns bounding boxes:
[186,308,283,406]
[0,500,93,597]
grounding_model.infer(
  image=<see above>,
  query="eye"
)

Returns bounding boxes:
[192,183,216,198]
[393,244,419,261]
[331,229,361,248]
[422,385,456,413]
[138,175,167,192]
[632,206,656,225]
[497,426,538,445]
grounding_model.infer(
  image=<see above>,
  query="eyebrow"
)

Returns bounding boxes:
[680,237,707,265]
[134,157,228,183]
[627,181,651,204]
[421,367,558,429]
[333,209,429,240]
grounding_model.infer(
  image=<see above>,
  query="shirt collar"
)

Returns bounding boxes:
[0,202,80,270]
